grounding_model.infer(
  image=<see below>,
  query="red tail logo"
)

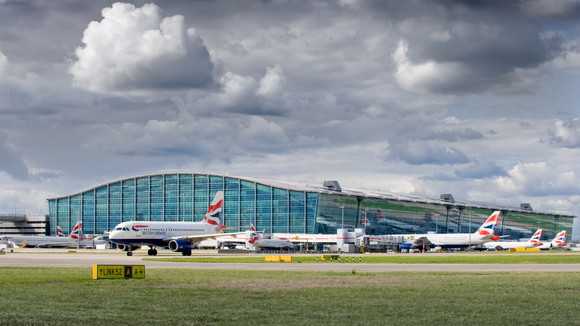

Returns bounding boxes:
[70,221,83,239]
[203,191,224,226]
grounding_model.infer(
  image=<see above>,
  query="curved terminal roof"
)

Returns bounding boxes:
[47,171,575,218]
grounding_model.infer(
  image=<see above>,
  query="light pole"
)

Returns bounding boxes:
[341,206,345,229]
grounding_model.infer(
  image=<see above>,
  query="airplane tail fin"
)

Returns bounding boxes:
[203,191,224,231]
[477,211,501,238]
[529,229,543,246]
[56,226,64,237]
[553,230,567,247]
[70,221,83,240]
[245,224,260,249]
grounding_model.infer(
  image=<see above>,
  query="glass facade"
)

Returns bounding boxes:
[48,174,319,235]
[47,173,575,239]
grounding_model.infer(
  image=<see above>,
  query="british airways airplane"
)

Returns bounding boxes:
[398,211,502,250]
[1,222,84,248]
[244,225,295,251]
[483,228,543,250]
[538,230,568,250]
[109,191,243,256]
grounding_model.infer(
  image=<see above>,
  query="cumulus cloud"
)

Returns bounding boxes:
[495,162,580,197]
[454,161,506,179]
[257,65,285,97]
[392,40,470,93]
[386,141,470,165]
[86,114,290,160]
[1,0,580,221]
[0,50,6,77]
[554,41,580,68]
[190,66,287,115]
[421,127,484,142]
[392,7,561,94]
[0,133,29,180]
[547,119,580,148]
[522,0,580,18]
[70,2,214,93]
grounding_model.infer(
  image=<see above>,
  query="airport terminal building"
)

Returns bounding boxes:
[47,173,576,240]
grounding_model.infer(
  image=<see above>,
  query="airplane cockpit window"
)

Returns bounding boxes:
[115,227,122,231]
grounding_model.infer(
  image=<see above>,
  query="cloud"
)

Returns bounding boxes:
[189,66,288,116]
[522,0,580,18]
[257,65,285,97]
[421,127,484,142]
[0,0,579,221]
[454,161,506,179]
[553,41,580,69]
[86,114,290,160]
[0,133,29,180]
[547,119,580,148]
[391,6,561,94]
[495,162,580,197]
[392,40,471,93]
[386,141,470,165]
[0,50,6,77]
[70,2,214,93]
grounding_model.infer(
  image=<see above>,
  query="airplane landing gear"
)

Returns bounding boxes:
[126,251,133,256]
[181,249,192,256]
[147,248,158,256]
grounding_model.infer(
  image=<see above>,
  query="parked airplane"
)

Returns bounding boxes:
[483,229,543,250]
[245,225,295,251]
[109,191,245,256]
[1,222,83,248]
[398,211,502,250]
[538,230,567,250]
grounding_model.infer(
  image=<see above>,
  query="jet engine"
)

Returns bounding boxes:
[168,239,192,253]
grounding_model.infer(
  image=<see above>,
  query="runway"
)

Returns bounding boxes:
[2,251,580,272]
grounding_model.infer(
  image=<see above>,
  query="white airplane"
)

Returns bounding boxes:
[538,230,567,250]
[109,191,245,256]
[244,225,295,251]
[398,211,502,250]
[483,229,543,250]
[1,222,83,248]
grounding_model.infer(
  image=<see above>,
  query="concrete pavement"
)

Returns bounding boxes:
[1,251,580,272]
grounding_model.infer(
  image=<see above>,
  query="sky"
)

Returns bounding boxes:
[1,1,580,236]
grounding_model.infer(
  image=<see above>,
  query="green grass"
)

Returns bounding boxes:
[146,252,580,264]
[0,268,579,326]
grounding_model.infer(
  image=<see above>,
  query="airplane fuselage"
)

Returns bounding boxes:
[397,232,491,249]
[109,221,218,247]
[253,238,294,250]
[483,241,538,250]
[0,235,78,248]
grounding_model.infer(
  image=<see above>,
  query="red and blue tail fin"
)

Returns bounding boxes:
[203,191,224,230]
[553,230,567,247]
[246,224,260,246]
[477,211,501,237]
[70,221,83,240]
[529,229,543,246]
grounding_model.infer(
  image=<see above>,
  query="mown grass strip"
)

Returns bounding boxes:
[0,268,579,326]
[145,253,580,264]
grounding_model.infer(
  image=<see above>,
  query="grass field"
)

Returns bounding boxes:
[0,268,579,326]
[146,252,580,264]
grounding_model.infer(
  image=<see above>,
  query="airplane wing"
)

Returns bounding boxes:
[166,232,247,243]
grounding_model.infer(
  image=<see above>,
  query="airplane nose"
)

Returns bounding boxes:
[109,231,119,240]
